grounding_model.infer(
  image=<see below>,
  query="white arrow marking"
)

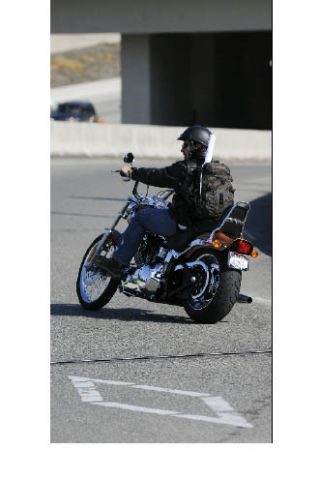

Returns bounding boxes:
[68,376,253,429]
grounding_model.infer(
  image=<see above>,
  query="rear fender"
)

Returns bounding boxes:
[183,231,233,259]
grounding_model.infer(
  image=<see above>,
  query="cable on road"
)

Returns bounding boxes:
[50,349,272,365]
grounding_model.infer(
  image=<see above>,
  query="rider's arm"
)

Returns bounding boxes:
[130,161,188,189]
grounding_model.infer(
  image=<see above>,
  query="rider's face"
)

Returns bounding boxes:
[181,141,192,159]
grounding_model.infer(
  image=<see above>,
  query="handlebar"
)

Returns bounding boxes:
[132,181,140,198]
[110,163,174,201]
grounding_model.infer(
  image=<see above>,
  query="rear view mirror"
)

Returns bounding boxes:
[123,152,134,163]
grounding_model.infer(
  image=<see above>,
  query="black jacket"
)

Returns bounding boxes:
[131,152,206,227]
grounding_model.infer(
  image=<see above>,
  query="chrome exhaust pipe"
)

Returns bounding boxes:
[237,293,253,304]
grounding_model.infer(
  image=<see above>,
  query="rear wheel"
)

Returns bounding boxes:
[76,234,119,310]
[183,248,241,323]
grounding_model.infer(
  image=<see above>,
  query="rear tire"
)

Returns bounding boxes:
[76,234,119,310]
[183,248,242,323]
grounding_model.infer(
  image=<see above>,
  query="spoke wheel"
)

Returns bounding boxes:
[76,234,119,310]
[184,248,242,323]
[187,254,220,311]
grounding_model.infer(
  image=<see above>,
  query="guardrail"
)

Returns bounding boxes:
[51,122,271,162]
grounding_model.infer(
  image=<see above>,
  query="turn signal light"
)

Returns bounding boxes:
[251,249,259,258]
[233,239,253,255]
[213,239,221,248]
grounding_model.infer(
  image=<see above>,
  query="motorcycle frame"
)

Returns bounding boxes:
[87,180,250,270]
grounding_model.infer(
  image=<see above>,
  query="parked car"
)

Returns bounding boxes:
[50,101,104,123]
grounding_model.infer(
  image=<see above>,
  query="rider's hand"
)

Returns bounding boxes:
[120,165,132,178]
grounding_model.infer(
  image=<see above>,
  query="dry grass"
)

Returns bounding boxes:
[79,54,97,64]
[98,52,116,62]
[51,43,120,87]
[51,56,88,74]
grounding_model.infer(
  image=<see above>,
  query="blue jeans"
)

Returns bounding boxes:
[113,208,177,265]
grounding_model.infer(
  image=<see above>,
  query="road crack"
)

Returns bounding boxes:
[51,349,272,365]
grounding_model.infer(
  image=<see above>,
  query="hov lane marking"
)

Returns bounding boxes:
[68,376,253,429]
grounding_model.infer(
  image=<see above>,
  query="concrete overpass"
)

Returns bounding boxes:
[51,0,272,129]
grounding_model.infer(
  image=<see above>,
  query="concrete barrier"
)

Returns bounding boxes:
[51,122,271,163]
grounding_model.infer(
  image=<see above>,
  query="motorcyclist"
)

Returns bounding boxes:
[95,125,221,279]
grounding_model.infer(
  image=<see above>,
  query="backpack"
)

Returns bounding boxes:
[195,161,235,220]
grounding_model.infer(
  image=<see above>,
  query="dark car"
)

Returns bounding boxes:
[50,101,102,122]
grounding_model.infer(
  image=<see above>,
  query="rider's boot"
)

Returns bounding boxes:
[94,256,123,280]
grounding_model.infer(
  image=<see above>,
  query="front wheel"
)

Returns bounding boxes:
[183,248,242,323]
[76,234,119,310]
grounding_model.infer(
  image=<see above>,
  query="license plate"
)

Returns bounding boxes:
[228,252,249,271]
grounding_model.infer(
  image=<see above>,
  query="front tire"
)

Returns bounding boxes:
[183,248,242,323]
[76,234,119,310]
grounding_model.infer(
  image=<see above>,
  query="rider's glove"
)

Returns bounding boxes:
[120,168,132,178]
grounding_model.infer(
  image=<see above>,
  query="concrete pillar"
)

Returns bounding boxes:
[121,34,151,124]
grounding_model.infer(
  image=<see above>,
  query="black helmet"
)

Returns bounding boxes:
[178,125,212,148]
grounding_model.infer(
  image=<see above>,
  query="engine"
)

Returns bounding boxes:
[121,232,169,299]
[121,263,165,298]
[134,232,165,266]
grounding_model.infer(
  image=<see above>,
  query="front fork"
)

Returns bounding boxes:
[84,199,130,268]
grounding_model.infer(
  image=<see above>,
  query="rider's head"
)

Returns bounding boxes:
[178,125,212,160]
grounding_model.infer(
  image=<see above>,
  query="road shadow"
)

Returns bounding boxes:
[245,192,272,256]
[50,303,193,324]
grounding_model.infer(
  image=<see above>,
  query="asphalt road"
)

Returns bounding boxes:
[51,157,272,443]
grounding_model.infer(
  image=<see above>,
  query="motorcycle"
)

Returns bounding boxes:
[76,153,258,323]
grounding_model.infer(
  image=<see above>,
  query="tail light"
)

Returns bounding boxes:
[233,239,253,255]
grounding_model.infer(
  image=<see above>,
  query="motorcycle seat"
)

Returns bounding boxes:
[218,202,250,239]
[167,202,250,252]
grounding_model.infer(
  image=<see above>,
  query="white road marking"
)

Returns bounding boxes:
[202,396,253,428]
[174,413,251,428]
[68,375,253,429]
[92,398,252,428]
[203,395,234,412]
[69,375,134,386]
[92,402,179,416]
[69,377,102,402]
[131,384,211,397]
